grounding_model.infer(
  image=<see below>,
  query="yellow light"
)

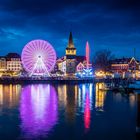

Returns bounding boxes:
[95,83,106,109]
[0,84,3,105]
[57,85,67,107]
[66,50,76,55]
[95,71,105,77]
[112,64,128,66]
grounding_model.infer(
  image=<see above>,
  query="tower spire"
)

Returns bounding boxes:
[68,32,74,48]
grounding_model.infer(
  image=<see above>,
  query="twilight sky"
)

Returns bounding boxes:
[0,0,140,59]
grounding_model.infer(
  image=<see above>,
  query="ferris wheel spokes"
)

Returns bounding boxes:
[21,39,56,77]
[30,55,51,77]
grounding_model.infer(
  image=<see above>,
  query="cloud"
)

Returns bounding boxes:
[0,28,24,40]
[0,0,140,58]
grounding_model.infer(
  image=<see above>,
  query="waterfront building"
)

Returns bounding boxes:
[76,56,86,72]
[0,57,7,72]
[57,32,92,77]
[0,54,22,77]
[111,57,140,78]
[76,62,85,72]
[6,53,22,74]
[56,56,66,75]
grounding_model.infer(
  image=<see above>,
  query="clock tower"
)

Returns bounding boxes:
[66,32,76,58]
[65,32,77,75]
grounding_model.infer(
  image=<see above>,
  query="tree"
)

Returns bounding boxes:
[93,50,114,72]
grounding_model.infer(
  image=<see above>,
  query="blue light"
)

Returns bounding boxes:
[75,68,94,78]
[90,72,92,75]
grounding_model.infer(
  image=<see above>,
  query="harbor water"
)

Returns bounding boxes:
[0,83,138,140]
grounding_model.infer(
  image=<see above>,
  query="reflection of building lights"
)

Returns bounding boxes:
[9,84,12,106]
[79,84,93,130]
[0,84,21,108]
[65,85,76,123]
[75,85,78,104]
[129,94,136,108]
[89,84,93,108]
[57,85,67,107]
[0,85,3,105]
[95,83,106,111]
[136,93,140,134]
[78,85,82,107]
[20,84,58,139]
[84,93,90,129]
[82,84,86,94]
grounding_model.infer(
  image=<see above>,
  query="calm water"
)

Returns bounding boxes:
[0,83,138,140]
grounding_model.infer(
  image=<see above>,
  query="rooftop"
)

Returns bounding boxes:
[111,57,139,64]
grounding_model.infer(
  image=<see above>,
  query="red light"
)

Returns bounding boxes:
[86,42,90,69]
[84,93,90,129]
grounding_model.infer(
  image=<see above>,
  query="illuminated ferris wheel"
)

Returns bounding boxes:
[21,39,56,76]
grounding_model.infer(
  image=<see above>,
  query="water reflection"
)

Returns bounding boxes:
[56,84,93,130]
[83,84,92,130]
[0,84,21,109]
[95,83,107,111]
[78,84,93,130]
[65,85,76,122]
[20,84,58,139]
[136,93,140,135]
[57,84,67,107]
[0,83,137,139]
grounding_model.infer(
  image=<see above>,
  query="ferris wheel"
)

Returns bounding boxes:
[21,39,56,76]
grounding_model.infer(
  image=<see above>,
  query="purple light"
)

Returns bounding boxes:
[21,39,56,75]
[20,84,58,139]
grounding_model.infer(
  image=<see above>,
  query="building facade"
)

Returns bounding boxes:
[0,53,22,77]
[56,56,66,74]
[57,32,92,77]
[6,53,22,72]
[76,62,85,72]
[0,57,7,72]
[111,57,140,78]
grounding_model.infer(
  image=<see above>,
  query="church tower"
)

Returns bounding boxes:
[66,32,76,58]
[65,32,77,75]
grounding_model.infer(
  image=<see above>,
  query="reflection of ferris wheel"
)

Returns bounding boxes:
[21,39,56,76]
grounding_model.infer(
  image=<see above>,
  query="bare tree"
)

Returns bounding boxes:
[93,50,114,72]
